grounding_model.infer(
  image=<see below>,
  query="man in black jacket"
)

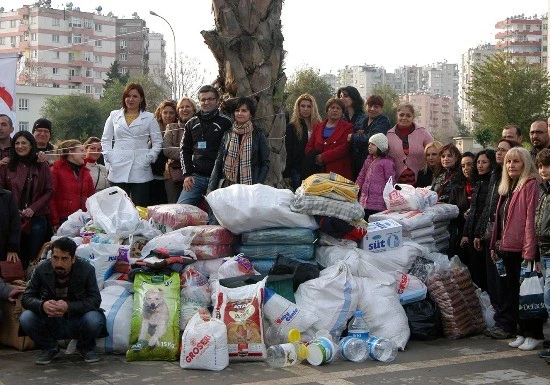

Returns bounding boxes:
[20,237,106,365]
[177,85,232,221]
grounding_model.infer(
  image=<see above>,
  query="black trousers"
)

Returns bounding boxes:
[493,250,522,333]
[110,181,149,207]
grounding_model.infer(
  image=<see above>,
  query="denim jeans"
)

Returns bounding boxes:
[289,168,302,191]
[542,256,550,318]
[20,215,48,268]
[19,310,105,351]
[177,174,216,224]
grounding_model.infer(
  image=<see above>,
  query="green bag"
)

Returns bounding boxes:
[126,271,181,361]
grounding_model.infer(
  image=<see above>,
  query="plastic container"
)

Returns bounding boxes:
[306,336,336,366]
[494,258,507,277]
[366,336,398,362]
[338,337,369,362]
[348,310,370,341]
[265,324,294,347]
[266,329,308,368]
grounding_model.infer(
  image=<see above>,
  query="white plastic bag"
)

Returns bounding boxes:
[96,286,133,354]
[180,267,211,330]
[217,255,259,280]
[86,187,141,239]
[205,184,317,234]
[140,228,196,259]
[57,209,91,237]
[475,288,495,328]
[393,273,427,304]
[76,243,120,289]
[383,177,425,211]
[180,312,229,371]
[295,261,358,339]
[355,259,410,350]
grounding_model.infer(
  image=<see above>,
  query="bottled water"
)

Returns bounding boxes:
[494,258,507,277]
[338,337,368,362]
[266,328,307,368]
[348,310,370,341]
[366,336,398,362]
[265,324,293,346]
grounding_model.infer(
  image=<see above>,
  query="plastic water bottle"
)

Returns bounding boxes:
[348,310,370,341]
[519,260,529,283]
[265,324,293,346]
[366,336,398,362]
[494,258,507,277]
[266,329,308,368]
[338,337,369,362]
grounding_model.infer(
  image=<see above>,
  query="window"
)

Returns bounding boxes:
[52,67,59,74]
[0,38,4,45]
[120,67,128,74]
[86,68,92,77]
[18,99,29,110]
[84,19,92,29]
[69,69,76,77]
[120,40,127,49]
[31,50,37,58]
[95,87,102,94]
[72,34,82,44]
[10,20,17,28]
[85,85,92,93]
[10,36,16,45]
[52,34,59,43]
[84,51,92,61]
[119,26,127,33]
[31,33,37,41]
[53,51,60,59]
[19,122,29,131]
[52,18,60,26]
[53,83,60,88]
[94,23,102,32]
[94,71,101,79]
[30,16,36,24]
[94,39,102,47]
[70,17,81,27]
[0,21,4,29]
[68,52,74,62]
[94,55,102,63]
[68,85,77,89]
[119,53,127,61]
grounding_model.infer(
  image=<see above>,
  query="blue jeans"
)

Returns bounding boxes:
[177,174,216,224]
[19,310,105,351]
[542,256,550,318]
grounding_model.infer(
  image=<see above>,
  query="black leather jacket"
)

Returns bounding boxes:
[536,181,550,257]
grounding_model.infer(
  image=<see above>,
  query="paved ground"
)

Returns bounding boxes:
[0,324,548,385]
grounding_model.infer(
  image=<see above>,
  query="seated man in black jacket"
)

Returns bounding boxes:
[20,237,106,365]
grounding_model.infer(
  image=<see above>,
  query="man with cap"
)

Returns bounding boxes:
[32,118,58,165]
[0,114,14,166]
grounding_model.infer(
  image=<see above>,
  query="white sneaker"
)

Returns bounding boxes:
[518,337,543,351]
[508,336,525,348]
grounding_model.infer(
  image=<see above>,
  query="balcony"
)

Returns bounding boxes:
[68,75,85,83]
[69,59,87,67]
[18,24,28,33]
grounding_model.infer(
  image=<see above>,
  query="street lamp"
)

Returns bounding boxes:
[150,10,177,100]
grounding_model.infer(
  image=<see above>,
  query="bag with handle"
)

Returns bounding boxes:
[518,261,547,320]
[0,260,25,283]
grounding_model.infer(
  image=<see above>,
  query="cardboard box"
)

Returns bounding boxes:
[360,219,402,253]
[0,299,36,351]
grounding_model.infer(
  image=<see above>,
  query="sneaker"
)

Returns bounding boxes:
[487,326,515,339]
[518,337,543,351]
[538,349,550,358]
[508,336,525,348]
[483,327,495,337]
[78,349,100,363]
[36,348,60,365]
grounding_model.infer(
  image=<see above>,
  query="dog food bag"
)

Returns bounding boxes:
[126,272,181,361]
[180,311,229,371]
[212,277,267,361]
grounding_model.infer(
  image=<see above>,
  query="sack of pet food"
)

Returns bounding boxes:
[180,311,229,371]
[212,277,267,361]
[126,272,180,361]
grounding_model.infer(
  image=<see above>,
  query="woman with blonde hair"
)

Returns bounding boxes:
[164,97,197,202]
[283,93,322,190]
[487,147,544,349]
[83,136,109,192]
[49,140,94,232]
[416,140,443,187]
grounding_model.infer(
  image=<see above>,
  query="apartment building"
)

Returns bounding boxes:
[147,32,167,86]
[337,65,386,100]
[495,14,544,65]
[402,92,456,143]
[423,62,459,120]
[0,5,116,98]
[116,18,149,79]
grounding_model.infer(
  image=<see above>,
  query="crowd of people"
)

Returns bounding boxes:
[0,83,549,364]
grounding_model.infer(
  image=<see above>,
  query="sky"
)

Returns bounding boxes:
[1,0,548,80]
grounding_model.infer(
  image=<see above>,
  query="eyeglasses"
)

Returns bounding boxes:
[199,97,218,104]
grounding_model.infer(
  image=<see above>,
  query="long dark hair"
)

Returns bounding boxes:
[337,86,365,114]
[8,131,38,171]
[121,83,147,112]
[473,149,496,181]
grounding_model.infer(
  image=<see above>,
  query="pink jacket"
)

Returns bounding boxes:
[356,155,395,211]
[490,177,537,260]
[386,125,433,185]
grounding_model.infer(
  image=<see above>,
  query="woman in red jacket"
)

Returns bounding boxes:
[304,98,354,180]
[50,140,94,233]
[0,131,53,267]
[487,147,543,349]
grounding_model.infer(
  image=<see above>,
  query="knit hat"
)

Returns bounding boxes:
[369,133,388,153]
[32,118,52,133]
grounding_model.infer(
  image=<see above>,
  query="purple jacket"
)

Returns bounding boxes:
[356,155,396,211]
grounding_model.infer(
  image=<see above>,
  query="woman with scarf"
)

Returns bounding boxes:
[387,104,434,185]
[49,140,94,233]
[0,131,53,267]
[83,137,109,193]
[208,97,270,196]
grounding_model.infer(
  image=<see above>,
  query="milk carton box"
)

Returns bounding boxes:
[360,219,402,253]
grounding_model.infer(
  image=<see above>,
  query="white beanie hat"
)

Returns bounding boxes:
[369,133,389,153]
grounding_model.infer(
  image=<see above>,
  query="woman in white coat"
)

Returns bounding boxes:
[101,83,162,206]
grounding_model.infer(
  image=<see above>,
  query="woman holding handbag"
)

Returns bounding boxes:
[163,97,197,203]
[0,131,53,268]
[488,147,545,350]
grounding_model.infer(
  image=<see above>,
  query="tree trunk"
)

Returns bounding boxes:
[202,0,287,187]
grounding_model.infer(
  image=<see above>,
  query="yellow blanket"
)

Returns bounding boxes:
[301,172,360,203]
